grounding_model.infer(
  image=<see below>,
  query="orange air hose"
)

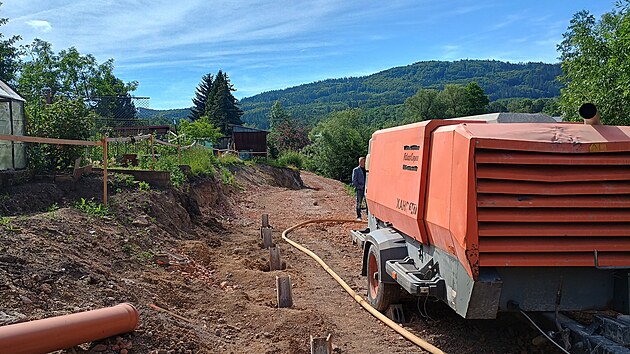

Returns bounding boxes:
[281,218,445,354]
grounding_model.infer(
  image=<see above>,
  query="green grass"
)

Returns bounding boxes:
[179,146,218,176]
[344,184,357,197]
[152,146,218,187]
[100,143,282,189]
[218,153,244,166]
[254,157,286,168]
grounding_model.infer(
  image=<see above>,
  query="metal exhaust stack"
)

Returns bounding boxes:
[579,103,602,125]
[0,303,139,354]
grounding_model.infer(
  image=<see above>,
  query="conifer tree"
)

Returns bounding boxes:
[189,73,213,121]
[206,70,243,134]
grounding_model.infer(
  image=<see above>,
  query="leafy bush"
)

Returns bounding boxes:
[108,173,136,189]
[154,157,186,188]
[74,198,110,218]
[179,115,222,144]
[277,151,307,169]
[220,168,235,185]
[305,109,371,183]
[267,102,311,158]
[138,181,150,191]
[26,98,95,172]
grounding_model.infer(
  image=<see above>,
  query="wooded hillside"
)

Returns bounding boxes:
[240,60,562,128]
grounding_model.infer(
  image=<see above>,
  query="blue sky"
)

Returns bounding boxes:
[1,1,617,109]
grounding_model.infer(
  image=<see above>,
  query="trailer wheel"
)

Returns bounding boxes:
[366,244,399,312]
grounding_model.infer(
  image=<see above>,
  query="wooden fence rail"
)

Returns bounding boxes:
[0,134,109,206]
[0,134,102,147]
[1,133,269,205]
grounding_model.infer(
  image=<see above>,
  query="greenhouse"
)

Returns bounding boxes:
[0,80,26,171]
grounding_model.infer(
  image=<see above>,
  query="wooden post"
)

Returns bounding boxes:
[269,245,282,271]
[276,275,293,308]
[262,214,269,228]
[150,134,156,170]
[261,227,273,249]
[102,136,108,206]
[310,334,332,354]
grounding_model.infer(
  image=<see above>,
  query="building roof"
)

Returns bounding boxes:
[0,80,25,102]
[230,124,269,133]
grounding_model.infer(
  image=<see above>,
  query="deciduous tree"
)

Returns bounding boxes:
[403,89,444,122]
[438,84,468,118]
[18,39,138,123]
[305,109,370,183]
[558,2,630,124]
[267,101,309,157]
[464,82,489,115]
[0,2,21,84]
[26,97,94,172]
[268,101,290,128]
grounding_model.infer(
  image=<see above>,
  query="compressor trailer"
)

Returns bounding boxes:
[352,113,630,350]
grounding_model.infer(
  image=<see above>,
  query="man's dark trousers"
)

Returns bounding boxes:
[356,188,367,219]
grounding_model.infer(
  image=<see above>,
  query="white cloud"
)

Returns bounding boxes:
[441,45,462,59]
[25,20,52,33]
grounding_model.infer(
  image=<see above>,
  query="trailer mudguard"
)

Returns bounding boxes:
[361,227,408,283]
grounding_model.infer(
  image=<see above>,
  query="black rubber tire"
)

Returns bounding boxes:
[366,244,399,312]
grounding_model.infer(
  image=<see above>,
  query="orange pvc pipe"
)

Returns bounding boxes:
[0,303,139,354]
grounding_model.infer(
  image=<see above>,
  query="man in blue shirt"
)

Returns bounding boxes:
[351,157,367,221]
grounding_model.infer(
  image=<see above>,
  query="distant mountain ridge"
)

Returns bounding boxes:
[139,59,563,128]
[137,107,191,125]
[239,59,562,128]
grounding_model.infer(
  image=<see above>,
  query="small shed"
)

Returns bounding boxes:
[217,124,269,158]
[0,80,26,170]
[232,125,268,156]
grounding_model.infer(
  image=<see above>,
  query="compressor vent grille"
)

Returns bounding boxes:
[475,149,630,267]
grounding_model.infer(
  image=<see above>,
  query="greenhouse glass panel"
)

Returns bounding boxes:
[0,101,9,134]
[12,101,24,135]
[0,102,10,170]
[13,142,25,169]
[0,140,10,170]
[11,101,26,169]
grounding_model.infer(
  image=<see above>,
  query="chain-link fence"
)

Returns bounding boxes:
[86,96,152,135]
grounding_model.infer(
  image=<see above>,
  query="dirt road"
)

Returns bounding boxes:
[217,171,557,353]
